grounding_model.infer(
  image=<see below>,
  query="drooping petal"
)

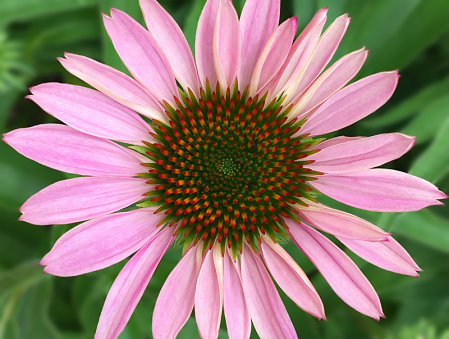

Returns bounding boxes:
[285,14,350,103]
[290,48,368,119]
[260,235,325,319]
[152,246,199,339]
[3,124,143,177]
[268,8,327,98]
[311,169,447,212]
[307,133,415,173]
[28,83,151,144]
[195,248,222,339]
[241,244,298,339]
[41,208,164,277]
[238,0,280,89]
[19,177,148,225]
[288,221,384,320]
[196,0,220,88]
[338,235,421,277]
[59,53,166,122]
[95,227,174,339]
[300,71,399,136]
[103,9,179,105]
[250,17,297,96]
[223,251,251,339]
[139,0,200,96]
[213,0,240,89]
[297,202,389,241]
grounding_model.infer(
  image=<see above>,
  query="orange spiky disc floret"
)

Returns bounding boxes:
[136,81,321,253]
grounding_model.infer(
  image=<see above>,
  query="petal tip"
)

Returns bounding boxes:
[315,7,328,21]
[291,16,299,26]
[439,190,448,199]
[2,133,10,145]
[102,12,112,21]
[39,257,48,266]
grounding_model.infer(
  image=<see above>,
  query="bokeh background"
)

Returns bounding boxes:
[1,0,449,338]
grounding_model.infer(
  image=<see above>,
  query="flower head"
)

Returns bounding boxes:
[3,0,447,338]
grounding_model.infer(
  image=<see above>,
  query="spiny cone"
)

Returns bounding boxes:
[136,81,321,254]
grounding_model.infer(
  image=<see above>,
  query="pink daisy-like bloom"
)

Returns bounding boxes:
[3,0,448,338]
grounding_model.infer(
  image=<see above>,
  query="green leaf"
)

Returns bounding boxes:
[317,0,347,28]
[0,263,54,339]
[24,9,100,55]
[392,210,449,254]
[293,0,317,31]
[364,74,449,129]
[183,0,206,52]
[361,0,449,74]
[11,279,60,339]
[337,0,420,66]
[401,95,449,144]
[0,0,96,26]
[0,143,63,210]
[409,118,449,184]
[0,208,48,267]
[0,91,20,134]
[0,260,45,299]
[177,317,200,339]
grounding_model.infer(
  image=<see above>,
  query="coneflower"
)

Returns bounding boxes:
[3,0,447,338]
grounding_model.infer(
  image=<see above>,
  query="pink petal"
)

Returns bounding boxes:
[41,208,164,277]
[19,177,148,225]
[3,124,143,177]
[139,0,200,96]
[268,8,327,98]
[310,136,362,150]
[285,14,350,103]
[238,0,280,90]
[195,248,222,339]
[60,53,166,122]
[300,71,399,136]
[213,244,224,300]
[241,244,297,339]
[298,202,389,241]
[103,9,179,105]
[95,227,174,339]
[223,251,251,339]
[311,169,447,212]
[196,0,220,88]
[308,133,415,173]
[260,235,325,319]
[291,48,368,119]
[250,17,297,96]
[288,221,384,319]
[152,246,199,339]
[213,0,240,89]
[337,235,421,277]
[28,83,151,144]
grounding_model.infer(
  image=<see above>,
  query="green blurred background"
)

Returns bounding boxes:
[1,0,449,338]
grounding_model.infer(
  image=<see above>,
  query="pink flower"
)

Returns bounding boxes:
[3,0,447,338]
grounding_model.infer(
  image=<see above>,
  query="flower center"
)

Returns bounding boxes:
[137,82,320,253]
[217,156,241,176]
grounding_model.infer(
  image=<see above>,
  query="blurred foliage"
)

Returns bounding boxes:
[1,0,449,338]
